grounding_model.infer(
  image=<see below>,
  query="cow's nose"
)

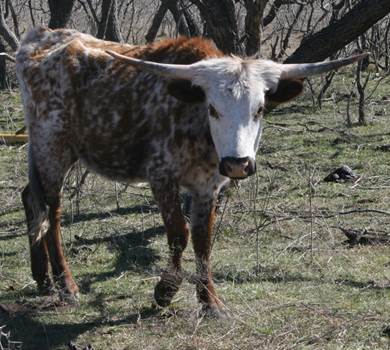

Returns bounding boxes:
[219,157,256,179]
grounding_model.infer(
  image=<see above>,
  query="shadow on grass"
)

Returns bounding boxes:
[0,232,24,241]
[335,279,390,290]
[213,265,390,290]
[0,305,160,350]
[72,225,165,293]
[0,220,25,230]
[62,204,159,227]
[213,266,318,285]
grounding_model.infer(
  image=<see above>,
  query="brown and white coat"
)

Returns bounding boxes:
[16,26,366,315]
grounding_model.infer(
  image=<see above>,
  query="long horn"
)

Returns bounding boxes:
[106,50,194,80]
[281,53,369,79]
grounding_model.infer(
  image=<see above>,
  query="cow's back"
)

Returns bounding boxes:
[16,27,222,182]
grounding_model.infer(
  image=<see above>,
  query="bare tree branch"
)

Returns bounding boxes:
[145,2,168,42]
[97,0,123,42]
[0,3,19,51]
[286,0,390,63]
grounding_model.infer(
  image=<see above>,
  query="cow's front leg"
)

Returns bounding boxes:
[150,180,189,307]
[191,193,224,316]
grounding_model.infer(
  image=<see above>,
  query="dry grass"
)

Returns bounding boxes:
[1,71,390,349]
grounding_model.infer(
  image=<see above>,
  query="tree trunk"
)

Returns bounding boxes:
[48,0,75,29]
[244,0,269,56]
[190,0,241,54]
[6,0,20,39]
[164,0,191,37]
[356,58,368,125]
[146,0,200,43]
[0,3,18,51]
[181,2,201,37]
[384,19,390,70]
[145,3,168,42]
[97,0,123,42]
[263,0,285,27]
[286,0,390,63]
[0,38,7,90]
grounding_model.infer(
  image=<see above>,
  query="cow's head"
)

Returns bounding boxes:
[107,50,367,179]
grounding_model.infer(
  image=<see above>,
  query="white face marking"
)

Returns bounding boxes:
[191,58,282,161]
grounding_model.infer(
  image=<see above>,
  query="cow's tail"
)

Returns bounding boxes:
[22,145,49,243]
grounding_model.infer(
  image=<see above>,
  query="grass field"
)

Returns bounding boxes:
[1,71,390,349]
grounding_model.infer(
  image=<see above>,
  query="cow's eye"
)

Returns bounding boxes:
[209,104,219,119]
[255,106,264,120]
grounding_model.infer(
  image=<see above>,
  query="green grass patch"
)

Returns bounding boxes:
[1,72,390,349]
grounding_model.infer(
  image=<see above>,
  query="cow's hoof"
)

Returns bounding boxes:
[58,277,80,304]
[154,273,182,307]
[37,277,54,296]
[200,304,229,319]
[59,290,80,305]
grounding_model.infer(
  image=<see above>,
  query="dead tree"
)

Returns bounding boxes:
[286,0,390,63]
[0,1,18,90]
[146,2,169,42]
[0,2,18,51]
[355,57,369,125]
[189,0,242,54]
[146,0,200,43]
[48,0,75,29]
[243,0,270,56]
[0,37,7,89]
[97,0,123,42]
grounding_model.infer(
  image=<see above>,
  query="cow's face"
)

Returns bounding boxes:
[189,58,288,179]
[206,79,263,179]
[107,51,368,179]
[169,57,306,178]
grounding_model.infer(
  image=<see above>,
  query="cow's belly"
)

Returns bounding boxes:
[78,155,146,182]
[74,137,149,182]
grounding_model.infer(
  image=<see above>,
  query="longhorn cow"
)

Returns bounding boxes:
[16,26,366,315]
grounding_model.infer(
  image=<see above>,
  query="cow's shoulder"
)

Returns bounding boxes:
[139,36,224,64]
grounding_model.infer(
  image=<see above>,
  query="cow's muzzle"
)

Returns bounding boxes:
[219,157,256,179]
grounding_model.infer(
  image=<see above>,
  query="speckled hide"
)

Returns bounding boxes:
[17,27,230,313]
[17,26,362,314]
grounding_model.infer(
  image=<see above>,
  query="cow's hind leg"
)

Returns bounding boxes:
[27,140,78,299]
[190,192,225,316]
[45,194,79,299]
[22,184,52,294]
[150,180,189,307]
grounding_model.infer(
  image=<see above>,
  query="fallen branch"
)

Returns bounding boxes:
[0,133,28,144]
[338,227,390,246]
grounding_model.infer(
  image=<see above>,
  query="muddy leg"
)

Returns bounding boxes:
[151,181,189,307]
[191,193,224,316]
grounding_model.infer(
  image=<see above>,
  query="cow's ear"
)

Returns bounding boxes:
[265,78,304,109]
[167,80,206,103]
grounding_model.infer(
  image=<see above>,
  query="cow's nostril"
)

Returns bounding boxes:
[219,157,255,179]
